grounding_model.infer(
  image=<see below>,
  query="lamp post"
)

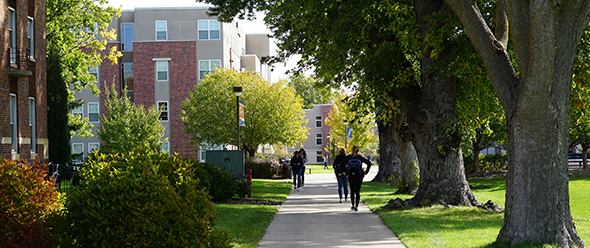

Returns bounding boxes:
[343,119,349,150]
[233,87,243,150]
[327,133,332,163]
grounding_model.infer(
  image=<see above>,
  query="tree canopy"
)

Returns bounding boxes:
[181,69,308,157]
[324,95,377,155]
[97,83,166,153]
[287,75,335,109]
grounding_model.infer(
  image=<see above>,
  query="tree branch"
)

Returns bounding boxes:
[444,0,519,115]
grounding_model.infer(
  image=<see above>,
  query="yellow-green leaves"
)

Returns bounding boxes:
[182,68,308,157]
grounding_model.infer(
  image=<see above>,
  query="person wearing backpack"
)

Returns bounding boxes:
[346,145,372,211]
[333,148,348,203]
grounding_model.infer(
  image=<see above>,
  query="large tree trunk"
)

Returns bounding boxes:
[582,144,588,169]
[374,121,401,183]
[395,133,419,195]
[399,0,480,207]
[444,0,588,246]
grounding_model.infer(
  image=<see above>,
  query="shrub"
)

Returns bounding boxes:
[202,163,238,202]
[64,149,231,248]
[481,153,507,171]
[245,157,279,179]
[0,159,62,248]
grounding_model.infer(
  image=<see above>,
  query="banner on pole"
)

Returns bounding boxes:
[347,127,352,139]
[239,100,245,126]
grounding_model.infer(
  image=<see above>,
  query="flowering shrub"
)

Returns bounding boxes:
[0,159,62,248]
[245,157,280,179]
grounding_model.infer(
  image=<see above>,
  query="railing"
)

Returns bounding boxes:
[48,162,81,193]
[8,47,31,72]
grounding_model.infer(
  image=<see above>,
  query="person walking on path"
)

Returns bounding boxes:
[290,151,303,190]
[346,145,371,211]
[299,148,308,187]
[333,148,348,203]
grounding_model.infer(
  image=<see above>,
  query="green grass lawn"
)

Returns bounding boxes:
[305,164,336,174]
[215,179,292,248]
[362,176,590,248]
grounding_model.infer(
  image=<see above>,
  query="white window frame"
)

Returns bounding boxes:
[72,143,84,157]
[315,115,322,128]
[198,60,221,81]
[122,63,133,90]
[89,66,98,84]
[88,142,100,153]
[29,98,36,153]
[88,102,99,123]
[161,141,169,154]
[156,60,169,81]
[9,7,15,63]
[156,20,167,41]
[72,105,83,118]
[198,20,220,40]
[316,133,323,146]
[157,101,169,121]
[10,94,17,153]
[121,23,134,51]
[316,151,323,163]
[28,17,34,57]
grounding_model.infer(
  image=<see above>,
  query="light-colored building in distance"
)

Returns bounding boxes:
[70,7,270,160]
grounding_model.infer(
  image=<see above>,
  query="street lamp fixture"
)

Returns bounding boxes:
[233,87,243,150]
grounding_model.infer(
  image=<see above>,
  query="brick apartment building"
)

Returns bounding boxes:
[70,7,270,160]
[0,0,48,161]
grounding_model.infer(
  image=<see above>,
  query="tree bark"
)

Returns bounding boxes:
[374,121,401,183]
[582,144,588,170]
[444,0,589,246]
[395,132,419,195]
[396,0,481,207]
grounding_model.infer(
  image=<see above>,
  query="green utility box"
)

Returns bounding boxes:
[205,150,245,176]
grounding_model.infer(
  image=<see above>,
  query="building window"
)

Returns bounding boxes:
[72,143,84,160]
[88,143,100,153]
[10,94,17,153]
[28,17,34,57]
[89,66,98,84]
[316,151,323,163]
[121,23,134,51]
[158,101,168,121]
[199,60,221,80]
[9,8,15,63]
[156,21,167,40]
[122,63,133,90]
[161,141,169,154]
[88,102,99,123]
[198,20,220,40]
[156,61,168,81]
[29,98,36,153]
[72,105,83,118]
[316,115,322,128]
[316,133,322,146]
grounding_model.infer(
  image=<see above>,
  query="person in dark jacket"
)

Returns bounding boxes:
[345,145,371,211]
[332,148,348,203]
[299,148,308,187]
[290,151,303,191]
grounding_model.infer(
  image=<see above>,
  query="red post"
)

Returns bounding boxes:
[246,168,252,198]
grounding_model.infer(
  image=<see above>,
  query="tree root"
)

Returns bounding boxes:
[385,197,503,212]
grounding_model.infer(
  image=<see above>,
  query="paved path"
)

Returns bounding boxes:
[257,171,406,248]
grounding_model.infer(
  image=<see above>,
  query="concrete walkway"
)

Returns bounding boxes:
[257,171,406,248]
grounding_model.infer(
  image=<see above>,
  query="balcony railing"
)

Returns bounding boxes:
[8,47,32,78]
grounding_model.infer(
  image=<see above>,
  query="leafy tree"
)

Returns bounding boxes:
[46,0,121,162]
[324,95,377,153]
[181,68,308,158]
[287,75,335,109]
[97,83,166,153]
[569,28,590,170]
[446,0,589,245]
